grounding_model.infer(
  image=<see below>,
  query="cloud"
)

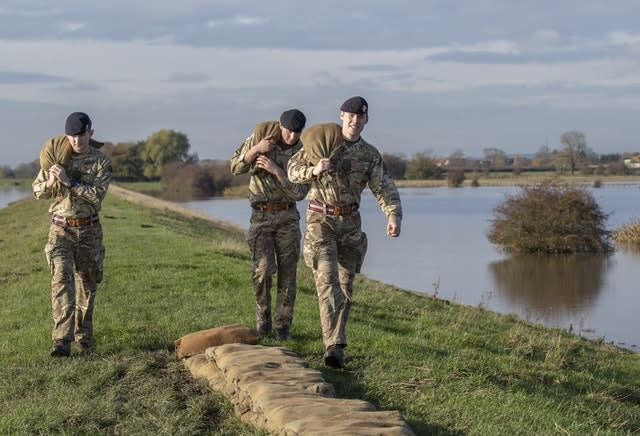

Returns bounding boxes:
[60,22,86,33]
[206,15,270,28]
[0,71,67,84]
[608,31,640,46]
[167,72,210,84]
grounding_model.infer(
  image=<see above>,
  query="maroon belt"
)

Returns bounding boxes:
[251,202,296,212]
[52,214,99,227]
[308,200,359,216]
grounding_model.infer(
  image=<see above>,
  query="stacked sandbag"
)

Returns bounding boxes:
[183,342,415,435]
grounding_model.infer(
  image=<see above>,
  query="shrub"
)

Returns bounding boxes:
[488,181,612,254]
[447,168,465,187]
[613,219,640,243]
[160,160,232,200]
[405,152,442,180]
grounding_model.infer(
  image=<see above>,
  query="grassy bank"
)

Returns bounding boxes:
[0,189,638,435]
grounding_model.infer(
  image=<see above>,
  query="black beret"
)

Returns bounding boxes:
[279,109,306,133]
[65,112,92,135]
[340,96,368,115]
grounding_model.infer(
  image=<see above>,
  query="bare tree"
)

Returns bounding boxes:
[560,131,588,175]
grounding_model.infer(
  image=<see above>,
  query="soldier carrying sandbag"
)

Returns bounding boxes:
[230,109,309,341]
[287,97,402,368]
[32,112,112,357]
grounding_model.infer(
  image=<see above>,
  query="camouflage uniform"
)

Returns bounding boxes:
[230,124,308,335]
[287,137,402,350]
[32,140,112,348]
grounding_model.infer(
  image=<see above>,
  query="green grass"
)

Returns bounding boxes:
[1,191,638,435]
[0,177,32,188]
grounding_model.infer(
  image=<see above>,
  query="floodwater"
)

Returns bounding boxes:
[3,184,638,350]
[183,186,640,351]
[0,185,30,209]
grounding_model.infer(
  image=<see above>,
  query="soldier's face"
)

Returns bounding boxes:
[66,129,93,154]
[279,126,301,146]
[340,111,368,141]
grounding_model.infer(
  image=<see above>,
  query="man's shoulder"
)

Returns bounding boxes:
[352,137,381,156]
[88,146,112,163]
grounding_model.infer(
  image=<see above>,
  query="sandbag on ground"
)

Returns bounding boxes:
[174,323,260,359]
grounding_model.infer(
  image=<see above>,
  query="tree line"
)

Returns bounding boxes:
[2,129,638,198]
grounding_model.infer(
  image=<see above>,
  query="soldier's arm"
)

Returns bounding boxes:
[278,176,309,201]
[72,157,113,207]
[32,168,54,199]
[369,153,403,220]
[287,149,315,184]
[230,135,255,175]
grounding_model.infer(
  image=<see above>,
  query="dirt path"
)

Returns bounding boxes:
[109,184,247,234]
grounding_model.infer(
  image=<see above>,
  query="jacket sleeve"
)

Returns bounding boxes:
[32,168,53,199]
[230,134,255,175]
[71,156,112,207]
[368,153,403,219]
[287,148,315,184]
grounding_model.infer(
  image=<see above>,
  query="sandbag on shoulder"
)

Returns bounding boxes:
[39,135,104,170]
[300,123,343,165]
[254,120,281,145]
[174,323,261,359]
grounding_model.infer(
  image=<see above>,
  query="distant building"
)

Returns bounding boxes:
[623,156,640,169]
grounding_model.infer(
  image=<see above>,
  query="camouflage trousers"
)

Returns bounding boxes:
[44,221,104,345]
[303,211,367,349]
[247,207,301,332]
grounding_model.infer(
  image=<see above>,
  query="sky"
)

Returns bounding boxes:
[1,0,640,166]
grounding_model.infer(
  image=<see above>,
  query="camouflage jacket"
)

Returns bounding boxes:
[32,144,113,218]
[230,131,308,204]
[287,137,402,219]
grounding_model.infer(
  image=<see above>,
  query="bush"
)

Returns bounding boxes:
[447,168,465,187]
[160,160,232,200]
[488,181,612,254]
[405,152,442,180]
[613,219,640,243]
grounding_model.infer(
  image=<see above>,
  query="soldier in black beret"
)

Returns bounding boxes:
[32,112,112,357]
[288,96,402,368]
[230,109,309,341]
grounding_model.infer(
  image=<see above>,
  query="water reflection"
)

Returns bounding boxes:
[489,254,612,318]
[615,241,640,256]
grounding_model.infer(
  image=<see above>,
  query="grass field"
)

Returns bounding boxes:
[0,188,638,435]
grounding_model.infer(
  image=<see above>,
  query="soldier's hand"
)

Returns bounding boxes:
[256,138,276,154]
[49,164,71,186]
[312,158,331,176]
[387,215,401,237]
[256,155,283,179]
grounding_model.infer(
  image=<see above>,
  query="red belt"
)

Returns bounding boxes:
[52,214,99,227]
[308,200,359,216]
[251,202,296,212]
